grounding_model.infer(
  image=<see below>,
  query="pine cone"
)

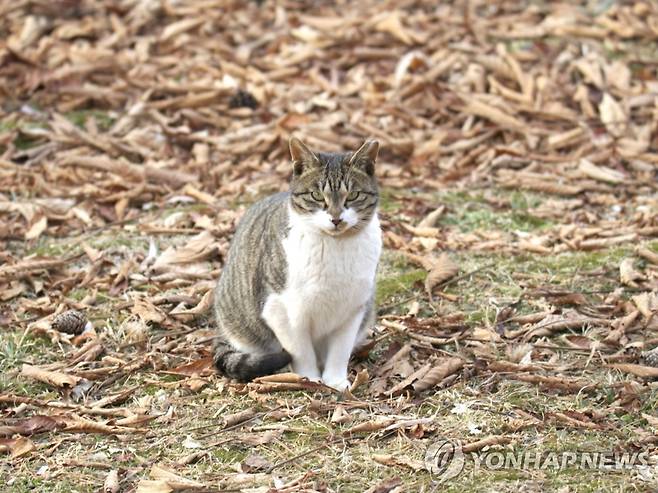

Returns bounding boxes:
[642,347,658,368]
[51,310,87,335]
[229,89,259,109]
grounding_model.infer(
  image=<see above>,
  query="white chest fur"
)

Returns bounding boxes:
[281,209,381,335]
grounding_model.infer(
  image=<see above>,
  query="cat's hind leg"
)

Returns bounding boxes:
[262,294,321,381]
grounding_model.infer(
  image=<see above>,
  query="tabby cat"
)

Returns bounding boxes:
[213,137,382,390]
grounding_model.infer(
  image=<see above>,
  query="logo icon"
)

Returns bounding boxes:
[425,439,465,482]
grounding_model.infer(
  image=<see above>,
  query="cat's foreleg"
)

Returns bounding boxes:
[321,308,365,391]
[262,296,320,380]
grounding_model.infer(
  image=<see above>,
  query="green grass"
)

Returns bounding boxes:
[0,333,58,396]
[65,110,115,131]
[438,190,551,233]
[376,265,426,305]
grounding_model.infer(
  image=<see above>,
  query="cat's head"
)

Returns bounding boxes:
[288,137,379,236]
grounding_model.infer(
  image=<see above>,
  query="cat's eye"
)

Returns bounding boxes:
[310,190,324,202]
[346,191,360,202]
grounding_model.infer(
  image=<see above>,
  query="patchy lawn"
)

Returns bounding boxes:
[1,1,657,492]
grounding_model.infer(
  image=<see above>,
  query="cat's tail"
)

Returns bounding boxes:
[213,340,292,382]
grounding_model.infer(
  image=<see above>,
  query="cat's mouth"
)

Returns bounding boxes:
[324,223,351,236]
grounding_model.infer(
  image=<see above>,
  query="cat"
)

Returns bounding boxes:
[212,137,382,390]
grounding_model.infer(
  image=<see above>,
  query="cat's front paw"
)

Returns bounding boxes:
[323,376,351,392]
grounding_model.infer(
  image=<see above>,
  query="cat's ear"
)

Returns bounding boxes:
[289,137,319,175]
[349,140,379,176]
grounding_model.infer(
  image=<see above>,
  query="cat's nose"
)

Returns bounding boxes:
[331,218,342,227]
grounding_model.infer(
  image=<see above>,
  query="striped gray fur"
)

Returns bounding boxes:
[213,139,379,381]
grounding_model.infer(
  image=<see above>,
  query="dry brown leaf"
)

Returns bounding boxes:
[551,411,601,430]
[104,470,120,493]
[462,435,511,453]
[343,417,395,435]
[21,364,81,388]
[221,408,256,429]
[619,258,644,286]
[349,368,369,392]
[240,454,272,473]
[0,413,139,437]
[562,335,598,350]
[425,254,459,299]
[59,414,142,435]
[25,215,47,240]
[472,326,502,342]
[0,437,36,458]
[169,289,213,320]
[417,205,445,228]
[632,292,657,320]
[373,11,414,45]
[578,159,627,184]
[149,464,204,489]
[401,223,439,238]
[235,430,284,446]
[387,362,431,395]
[253,372,308,384]
[412,357,464,392]
[488,360,541,373]
[524,312,607,340]
[462,98,528,133]
[636,247,658,265]
[330,405,351,424]
[507,374,597,393]
[132,297,167,324]
[163,357,214,377]
[0,415,61,437]
[151,231,218,273]
[372,453,425,471]
[599,93,627,137]
[0,258,69,280]
[402,252,435,271]
[135,480,173,493]
[607,364,658,379]
[248,381,331,393]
